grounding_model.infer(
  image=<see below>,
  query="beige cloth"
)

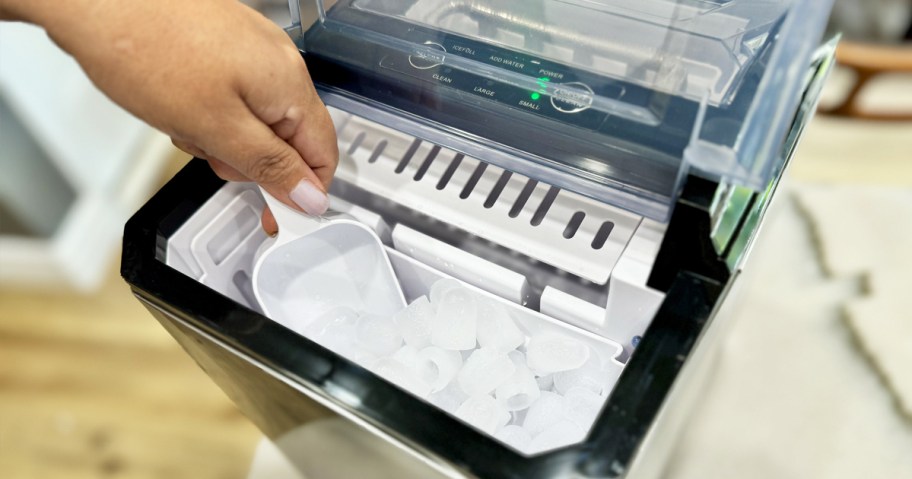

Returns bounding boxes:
[665,186,912,479]
[845,291,912,419]
[795,186,912,277]
[797,186,912,420]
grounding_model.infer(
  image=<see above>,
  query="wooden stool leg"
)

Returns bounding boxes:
[825,67,874,117]
[818,42,912,121]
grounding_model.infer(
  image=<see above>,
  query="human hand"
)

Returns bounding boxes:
[5,0,338,234]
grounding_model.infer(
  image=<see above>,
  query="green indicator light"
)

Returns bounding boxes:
[538,77,550,82]
[530,92,541,100]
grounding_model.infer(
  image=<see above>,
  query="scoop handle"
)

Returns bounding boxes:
[258,186,323,245]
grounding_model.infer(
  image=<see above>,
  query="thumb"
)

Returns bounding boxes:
[219,111,330,216]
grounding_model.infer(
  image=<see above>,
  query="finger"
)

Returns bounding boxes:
[279,95,339,191]
[261,206,277,236]
[235,50,338,192]
[205,157,250,182]
[210,109,330,216]
[171,137,209,159]
[175,140,250,183]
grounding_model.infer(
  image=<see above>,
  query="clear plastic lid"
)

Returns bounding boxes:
[291,0,833,219]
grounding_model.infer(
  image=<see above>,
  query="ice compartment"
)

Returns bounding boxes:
[167,182,626,455]
[161,97,675,455]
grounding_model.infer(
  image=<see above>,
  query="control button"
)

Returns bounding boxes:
[550,82,595,113]
[408,41,446,70]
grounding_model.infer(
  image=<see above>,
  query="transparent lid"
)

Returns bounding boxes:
[291,0,833,219]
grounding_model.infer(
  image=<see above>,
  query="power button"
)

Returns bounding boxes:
[550,82,595,113]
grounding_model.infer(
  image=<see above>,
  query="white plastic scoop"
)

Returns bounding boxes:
[251,188,406,329]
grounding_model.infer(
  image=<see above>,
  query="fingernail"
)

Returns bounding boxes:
[289,180,329,216]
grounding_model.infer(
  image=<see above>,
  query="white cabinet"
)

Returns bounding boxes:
[0,23,173,291]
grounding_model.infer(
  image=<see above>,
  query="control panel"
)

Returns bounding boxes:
[379,30,656,132]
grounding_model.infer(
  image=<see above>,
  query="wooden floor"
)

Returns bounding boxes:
[0,72,908,479]
[0,154,261,479]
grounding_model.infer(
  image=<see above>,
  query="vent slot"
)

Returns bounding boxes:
[367,139,387,164]
[437,153,463,190]
[460,162,488,199]
[564,211,586,239]
[414,145,441,181]
[347,131,366,155]
[591,221,614,250]
[531,186,560,226]
[509,179,538,218]
[395,139,422,174]
[485,171,512,208]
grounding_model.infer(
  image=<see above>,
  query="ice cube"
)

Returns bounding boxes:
[429,278,462,305]
[392,345,421,366]
[428,381,468,413]
[372,358,432,398]
[495,364,540,411]
[416,346,463,392]
[507,350,526,366]
[356,313,402,356]
[302,306,359,337]
[522,391,567,436]
[527,420,586,454]
[510,408,527,426]
[302,307,360,357]
[563,387,604,430]
[553,349,609,395]
[495,352,539,411]
[454,395,511,435]
[494,425,533,451]
[430,287,477,350]
[457,348,516,396]
[536,374,554,392]
[476,299,525,353]
[526,333,590,374]
[392,296,435,349]
[349,349,382,369]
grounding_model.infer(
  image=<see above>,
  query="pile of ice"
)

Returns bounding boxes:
[300,278,616,454]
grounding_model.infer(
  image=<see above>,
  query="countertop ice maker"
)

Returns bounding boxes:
[122,1,837,477]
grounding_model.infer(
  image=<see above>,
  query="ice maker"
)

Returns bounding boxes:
[122,0,836,477]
